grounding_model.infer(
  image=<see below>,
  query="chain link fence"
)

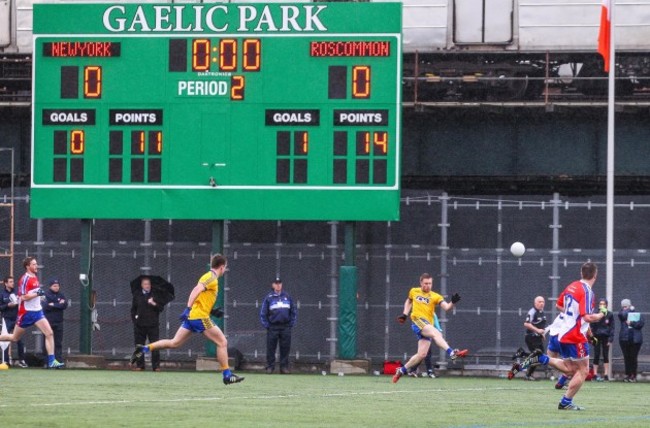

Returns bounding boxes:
[1,189,649,372]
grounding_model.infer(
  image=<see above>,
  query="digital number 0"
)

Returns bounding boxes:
[352,66,370,99]
[192,39,211,71]
[83,66,102,99]
[70,130,85,154]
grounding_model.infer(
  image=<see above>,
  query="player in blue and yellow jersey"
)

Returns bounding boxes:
[130,254,244,385]
[392,273,468,383]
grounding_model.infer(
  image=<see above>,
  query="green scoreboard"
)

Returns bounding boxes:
[31,2,402,220]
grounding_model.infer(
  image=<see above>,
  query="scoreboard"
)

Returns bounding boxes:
[31,3,402,220]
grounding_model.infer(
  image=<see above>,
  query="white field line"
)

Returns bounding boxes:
[0,385,598,408]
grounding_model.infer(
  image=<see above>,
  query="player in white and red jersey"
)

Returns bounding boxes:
[555,279,596,347]
[0,257,64,368]
[508,262,604,411]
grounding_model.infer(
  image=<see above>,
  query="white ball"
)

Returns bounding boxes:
[510,241,526,257]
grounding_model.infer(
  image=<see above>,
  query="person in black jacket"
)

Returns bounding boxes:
[260,278,297,374]
[522,296,547,381]
[0,276,28,367]
[618,299,644,382]
[590,298,614,381]
[43,279,69,363]
[131,277,164,371]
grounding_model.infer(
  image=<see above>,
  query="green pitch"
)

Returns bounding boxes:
[1,370,649,427]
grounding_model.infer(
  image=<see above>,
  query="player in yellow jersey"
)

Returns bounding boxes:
[129,254,244,385]
[392,273,468,383]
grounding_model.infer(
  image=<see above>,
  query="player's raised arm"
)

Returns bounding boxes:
[440,293,460,311]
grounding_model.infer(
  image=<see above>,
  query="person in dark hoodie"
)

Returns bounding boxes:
[590,298,614,381]
[260,277,297,374]
[1,276,28,367]
[130,277,164,371]
[43,279,69,362]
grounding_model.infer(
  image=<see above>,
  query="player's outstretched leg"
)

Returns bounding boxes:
[450,348,468,361]
[512,347,529,360]
[392,366,406,384]
[555,375,570,389]
[558,396,584,411]
[507,361,521,379]
[223,370,245,385]
[519,349,542,371]
[130,344,146,365]
[47,359,65,369]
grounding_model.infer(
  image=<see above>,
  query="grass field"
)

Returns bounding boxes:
[1,369,649,427]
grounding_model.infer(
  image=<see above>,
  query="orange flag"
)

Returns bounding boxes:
[598,0,611,72]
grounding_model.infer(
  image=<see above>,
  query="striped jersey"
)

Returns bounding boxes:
[17,273,42,315]
[556,280,595,344]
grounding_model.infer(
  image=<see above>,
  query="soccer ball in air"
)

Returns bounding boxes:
[510,242,526,258]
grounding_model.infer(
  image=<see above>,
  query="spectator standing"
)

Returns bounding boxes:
[0,276,28,367]
[590,298,614,381]
[130,277,164,371]
[618,299,644,382]
[260,278,297,374]
[43,279,69,363]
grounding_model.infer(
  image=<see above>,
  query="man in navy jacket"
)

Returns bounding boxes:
[260,278,297,374]
[43,279,69,362]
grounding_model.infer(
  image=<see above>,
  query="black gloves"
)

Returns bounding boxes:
[451,293,461,304]
[36,288,46,297]
[210,307,224,318]
[397,314,408,324]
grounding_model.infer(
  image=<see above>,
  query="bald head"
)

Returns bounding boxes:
[534,296,545,310]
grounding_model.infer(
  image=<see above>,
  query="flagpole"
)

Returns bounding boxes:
[605,0,615,380]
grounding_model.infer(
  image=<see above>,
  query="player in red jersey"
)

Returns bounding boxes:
[0,257,64,368]
[508,262,604,410]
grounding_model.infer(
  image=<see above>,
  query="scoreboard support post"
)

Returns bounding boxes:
[205,220,225,359]
[79,219,93,354]
[338,265,358,359]
[338,222,357,359]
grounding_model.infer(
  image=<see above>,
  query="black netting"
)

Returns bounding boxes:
[1,189,649,371]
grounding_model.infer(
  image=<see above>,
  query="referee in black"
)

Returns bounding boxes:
[523,295,547,380]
